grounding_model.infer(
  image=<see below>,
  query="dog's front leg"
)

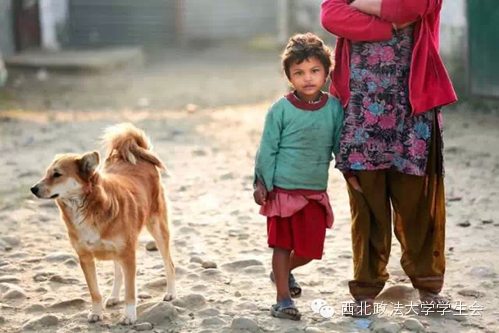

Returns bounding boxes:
[119,255,137,325]
[79,253,104,323]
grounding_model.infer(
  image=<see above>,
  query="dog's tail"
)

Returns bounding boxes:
[102,123,166,171]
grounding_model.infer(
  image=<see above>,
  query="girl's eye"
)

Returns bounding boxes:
[53,172,62,178]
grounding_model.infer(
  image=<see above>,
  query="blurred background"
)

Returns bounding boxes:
[0,0,497,111]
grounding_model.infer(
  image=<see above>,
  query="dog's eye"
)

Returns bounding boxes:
[53,172,62,178]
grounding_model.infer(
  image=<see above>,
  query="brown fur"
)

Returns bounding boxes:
[31,123,176,325]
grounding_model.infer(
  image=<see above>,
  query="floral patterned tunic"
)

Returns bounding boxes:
[336,25,442,176]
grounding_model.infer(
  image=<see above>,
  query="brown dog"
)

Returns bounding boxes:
[30,123,176,325]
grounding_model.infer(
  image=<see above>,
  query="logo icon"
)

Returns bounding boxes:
[311,299,334,318]
[319,305,335,318]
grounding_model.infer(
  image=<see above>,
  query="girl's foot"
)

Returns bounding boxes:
[269,272,302,298]
[270,298,301,321]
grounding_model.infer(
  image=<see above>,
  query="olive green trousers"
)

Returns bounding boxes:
[347,112,446,300]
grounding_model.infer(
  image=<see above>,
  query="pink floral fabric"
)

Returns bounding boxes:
[336,25,443,176]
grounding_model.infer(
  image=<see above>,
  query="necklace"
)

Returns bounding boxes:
[293,91,323,104]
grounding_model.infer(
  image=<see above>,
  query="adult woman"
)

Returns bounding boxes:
[321,0,457,315]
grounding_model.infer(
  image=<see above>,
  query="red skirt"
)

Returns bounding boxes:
[267,200,327,260]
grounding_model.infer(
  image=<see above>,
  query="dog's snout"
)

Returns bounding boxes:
[30,186,39,195]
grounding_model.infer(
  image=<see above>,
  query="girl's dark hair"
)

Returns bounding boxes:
[281,33,333,80]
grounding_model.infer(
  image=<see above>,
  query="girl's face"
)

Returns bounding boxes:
[289,57,327,102]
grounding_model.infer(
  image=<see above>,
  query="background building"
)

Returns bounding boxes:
[0,0,497,98]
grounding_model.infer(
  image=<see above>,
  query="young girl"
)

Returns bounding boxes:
[253,33,351,320]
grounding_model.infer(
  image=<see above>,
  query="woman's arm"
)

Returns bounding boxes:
[351,0,442,24]
[321,0,393,42]
[350,0,382,16]
[349,0,411,28]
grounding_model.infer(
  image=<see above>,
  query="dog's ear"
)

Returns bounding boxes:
[77,151,100,181]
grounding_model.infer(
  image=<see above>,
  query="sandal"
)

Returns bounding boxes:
[270,298,302,321]
[270,272,302,298]
[419,292,455,316]
[420,292,449,304]
[288,273,302,298]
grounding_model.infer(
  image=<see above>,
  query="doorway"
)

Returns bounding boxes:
[13,0,41,52]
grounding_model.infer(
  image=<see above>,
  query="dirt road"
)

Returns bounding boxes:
[1,45,498,333]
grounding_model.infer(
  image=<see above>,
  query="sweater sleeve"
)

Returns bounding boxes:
[321,0,393,42]
[254,105,283,192]
[380,0,442,24]
[331,100,345,157]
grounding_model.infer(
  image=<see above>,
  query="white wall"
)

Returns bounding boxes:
[294,0,323,34]
[39,0,68,50]
[0,1,14,56]
[280,0,332,44]
[440,0,466,60]
[182,0,278,42]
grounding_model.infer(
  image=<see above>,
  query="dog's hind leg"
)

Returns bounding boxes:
[105,261,123,308]
[147,215,177,301]
[118,255,137,325]
[79,253,104,323]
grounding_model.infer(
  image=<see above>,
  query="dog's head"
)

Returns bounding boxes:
[30,151,100,200]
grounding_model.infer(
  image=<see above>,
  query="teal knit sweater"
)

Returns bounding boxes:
[255,94,344,192]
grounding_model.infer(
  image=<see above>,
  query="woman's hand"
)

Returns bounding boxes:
[393,21,415,30]
[343,172,363,193]
[253,179,268,206]
[347,176,364,193]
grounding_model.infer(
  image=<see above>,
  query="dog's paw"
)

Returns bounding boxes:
[105,296,120,308]
[118,315,136,326]
[163,292,176,301]
[87,312,103,323]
